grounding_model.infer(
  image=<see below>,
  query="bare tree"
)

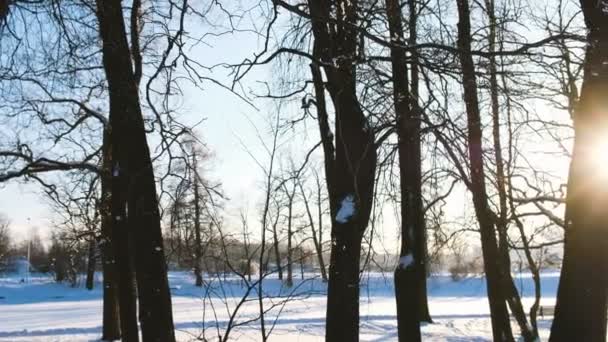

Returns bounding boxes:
[306,2,378,339]
[456,0,513,340]
[385,0,426,339]
[0,214,11,263]
[95,1,175,340]
[297,170,328,282]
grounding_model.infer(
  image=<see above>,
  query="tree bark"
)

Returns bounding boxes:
[308,1,377,341]
[85,239,96,290]
[550,2,608,341]
[100,130,122,341]
[385,0,422,339]
[95,1,176,341]
[456,1,514,341]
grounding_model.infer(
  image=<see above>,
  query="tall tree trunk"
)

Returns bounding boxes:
[484,1,535,340]
[385,0,421,339]
[85,239,96,290]
[100,131,122,341]
[407,0,432,323]
[456,1,514,341]
[550,2,608,341]
[308,1,377,341]
[95,1,176,341]
[192,152,203,287]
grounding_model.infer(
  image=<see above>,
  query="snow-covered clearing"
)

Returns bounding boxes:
[0,271,561,341]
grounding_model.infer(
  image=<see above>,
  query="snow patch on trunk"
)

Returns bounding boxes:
[335,194,356,223]
[398,254,414,269]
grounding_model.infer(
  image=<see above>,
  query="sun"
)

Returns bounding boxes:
[581,129,608,184]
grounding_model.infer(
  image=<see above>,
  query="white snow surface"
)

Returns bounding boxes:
[335,194,356,223]
[0,271,566,341]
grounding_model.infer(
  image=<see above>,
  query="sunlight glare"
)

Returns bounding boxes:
[584,132,608,184]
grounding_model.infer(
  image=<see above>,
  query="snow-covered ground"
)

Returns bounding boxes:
[0,271,560,341]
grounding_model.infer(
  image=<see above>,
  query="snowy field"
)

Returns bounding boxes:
[0,271,560,341]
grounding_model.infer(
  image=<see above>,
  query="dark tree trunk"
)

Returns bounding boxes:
[456,1,514,341]
[107,133,139,340]
[314,173,328,282]
[271,213,283,280]
[550,2,608,341]
[100,131,122,341]
[85,239,96,290]
[300,253,305,280]
[407,0,432,323]
[100,244,122,341]
[385,0,421,339]
[95,1,176,341]
[192,153,203,287]
[286,213,293,286]
[112,219,138,342]
[308,1,377,341]
[284,182,296,287]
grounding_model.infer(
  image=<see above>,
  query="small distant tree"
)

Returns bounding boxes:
[48,232,89,287]
[0,214,10,263]
[164,135,221,286]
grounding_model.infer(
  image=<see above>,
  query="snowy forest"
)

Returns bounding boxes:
[0,0,606,341]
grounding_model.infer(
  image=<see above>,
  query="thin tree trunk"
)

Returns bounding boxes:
[550,2,608,340]
[501,62,542,337]
[385,0,421,339]
[240,214,252,282]
[298,179,327,282]
[95,1,176,341]
[85,239,96,290]
[484,1,535,340]
[256,113,281,342]
[314,172,327,281]
[300,251,305,280]
[271,211,283,280]
[284,182,295,287]
[456,1,513,340]
[192,152,203,287]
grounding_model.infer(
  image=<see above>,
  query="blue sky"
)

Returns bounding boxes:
[0,15,279,240]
